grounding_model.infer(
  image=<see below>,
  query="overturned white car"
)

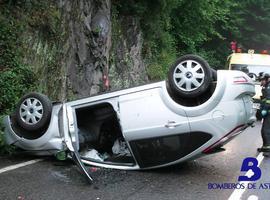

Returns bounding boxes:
[3,55,256,182]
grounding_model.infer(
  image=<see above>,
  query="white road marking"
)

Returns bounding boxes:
[0,159,43,174]
[247,195,259,200]
[228,153,264,200]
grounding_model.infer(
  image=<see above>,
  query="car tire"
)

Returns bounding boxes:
[168,54,212,98]
[15,92,52,132]
[211,68,217,81]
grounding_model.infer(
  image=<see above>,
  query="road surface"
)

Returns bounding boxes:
[0,121,268,200]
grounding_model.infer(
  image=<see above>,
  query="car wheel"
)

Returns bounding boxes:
[211,68,217,81]
[168,54,212,98]
[15,92,52,132]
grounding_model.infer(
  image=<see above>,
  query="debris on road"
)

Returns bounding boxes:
[90,167,99,173]
[82,149,105,162]
[112,139,131,156]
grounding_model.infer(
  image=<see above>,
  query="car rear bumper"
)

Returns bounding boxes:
[3,111,64,154]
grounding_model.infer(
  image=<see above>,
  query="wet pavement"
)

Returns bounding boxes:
[241,153,270,200]
[0,121,269,200]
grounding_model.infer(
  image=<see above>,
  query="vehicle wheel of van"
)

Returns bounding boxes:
[15,92,52,132]
[168,54,212,98]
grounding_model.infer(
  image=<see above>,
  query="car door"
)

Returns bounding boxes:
[63,103,93,183]
[119,87,191,168]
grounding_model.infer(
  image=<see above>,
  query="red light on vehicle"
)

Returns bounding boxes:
[261,50,268,54]
[236,48,242,53]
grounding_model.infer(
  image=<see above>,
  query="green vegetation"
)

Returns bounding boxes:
[0,0,62,154]
[114,0,179,79]
[114,0,270,77]
[232,0,270,50]
[0,8,36,154]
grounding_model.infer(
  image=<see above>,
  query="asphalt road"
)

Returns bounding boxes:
[0,121,268,200]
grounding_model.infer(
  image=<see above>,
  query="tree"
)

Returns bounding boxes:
[170,0,238,68]
[232,0,270,50]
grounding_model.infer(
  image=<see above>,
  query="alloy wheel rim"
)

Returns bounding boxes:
[19,98,43,125]
[173,60,205,92]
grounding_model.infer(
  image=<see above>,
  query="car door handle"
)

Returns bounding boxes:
[164,121,182,129]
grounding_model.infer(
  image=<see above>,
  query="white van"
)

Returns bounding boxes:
[227,50,270,118]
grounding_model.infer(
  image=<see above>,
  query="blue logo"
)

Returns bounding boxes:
[238,157,261,181]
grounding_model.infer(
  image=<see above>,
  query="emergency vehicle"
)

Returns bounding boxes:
[227,49,270,119]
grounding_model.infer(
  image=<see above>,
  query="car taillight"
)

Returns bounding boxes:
[233,76,248,83]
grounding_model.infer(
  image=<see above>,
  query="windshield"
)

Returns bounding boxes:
[231,64,270,81]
